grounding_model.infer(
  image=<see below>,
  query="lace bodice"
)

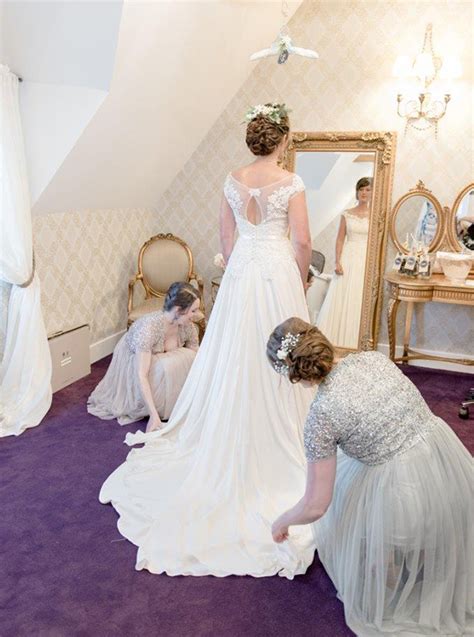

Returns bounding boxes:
[304,351,438,465]
[343,211,369,244]
[126,311,199,354]
[223,173,305,278]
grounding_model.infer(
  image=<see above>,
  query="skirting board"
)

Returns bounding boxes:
[90,331,473,374]
[90,330,126,364]
[377,343,474,375]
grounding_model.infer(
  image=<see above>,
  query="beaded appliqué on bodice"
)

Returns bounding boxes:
[344,211,369,244]
[223,173,305,279]
[126,311,198,354]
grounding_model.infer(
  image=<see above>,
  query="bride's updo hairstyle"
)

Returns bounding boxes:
[245,103,290,156]
[163,282,201,314]
[267,317,334,384]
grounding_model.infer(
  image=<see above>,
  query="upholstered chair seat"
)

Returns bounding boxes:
[128,233,205,339]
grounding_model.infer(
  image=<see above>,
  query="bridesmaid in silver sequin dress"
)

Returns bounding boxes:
[267,317,473,637]
[88,283,200,431]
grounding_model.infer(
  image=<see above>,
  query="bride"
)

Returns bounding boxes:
[99,103,316,578]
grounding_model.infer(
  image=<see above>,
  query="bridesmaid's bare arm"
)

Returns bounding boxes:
[135,351,162,432]
[271,455,337,542]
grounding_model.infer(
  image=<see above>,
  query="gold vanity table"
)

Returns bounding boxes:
[385,272,474,366]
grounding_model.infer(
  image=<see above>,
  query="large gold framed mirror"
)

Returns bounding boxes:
[390,181,445,254]
[447,182,474,259]
[283,131,396,353]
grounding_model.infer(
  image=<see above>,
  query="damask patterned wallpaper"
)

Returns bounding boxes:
[2,0,472,363]
[0,209,158,360]
[154,0,474,357]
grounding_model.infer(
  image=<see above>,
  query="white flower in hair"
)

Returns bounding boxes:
[274,332,301,372]
[244,103,291,126]
[274,361,290,376]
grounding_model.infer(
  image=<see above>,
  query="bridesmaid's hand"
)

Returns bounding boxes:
[335,262,343,275]
[272,517,290,543]
[146,414,163,433]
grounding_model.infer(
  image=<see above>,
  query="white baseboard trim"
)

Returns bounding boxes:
[377,343,474,374]
[89,331,473,372]
[90,330,126,364]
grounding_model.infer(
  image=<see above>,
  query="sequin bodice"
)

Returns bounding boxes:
[126,311,199,354]
[304,351,438,465]
[223,173,305,279]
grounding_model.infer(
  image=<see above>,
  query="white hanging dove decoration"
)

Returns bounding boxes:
[250,28,318,65]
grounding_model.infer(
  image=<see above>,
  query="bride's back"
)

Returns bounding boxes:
[229,163,295,226]
[231,163,292,189]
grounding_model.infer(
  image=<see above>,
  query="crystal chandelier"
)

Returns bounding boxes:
[393,24,461,135]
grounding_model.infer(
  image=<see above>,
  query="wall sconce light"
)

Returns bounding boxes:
[393,24,461,135]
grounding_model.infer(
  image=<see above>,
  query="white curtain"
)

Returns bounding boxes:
[0,64,52,437]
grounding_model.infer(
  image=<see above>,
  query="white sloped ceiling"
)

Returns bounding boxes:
[2,0,301,214]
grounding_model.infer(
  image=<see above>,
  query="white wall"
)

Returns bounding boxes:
[1,1,123,204]
[28,1,301,214]
[20,83,108,204]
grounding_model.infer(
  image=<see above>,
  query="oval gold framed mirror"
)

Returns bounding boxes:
[447,182,474,255]
[390,181,444,254]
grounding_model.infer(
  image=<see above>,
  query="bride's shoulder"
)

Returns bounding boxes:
[280,169,301,182]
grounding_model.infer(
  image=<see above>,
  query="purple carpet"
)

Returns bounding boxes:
[1,359,472,637]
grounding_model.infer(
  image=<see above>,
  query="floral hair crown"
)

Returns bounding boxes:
[244,103,291,127]
[273,332,301,376]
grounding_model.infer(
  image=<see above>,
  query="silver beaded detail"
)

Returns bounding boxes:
[304,351,437,465]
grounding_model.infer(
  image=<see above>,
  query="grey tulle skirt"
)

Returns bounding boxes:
[313,419,473,636]
[87,336,196,425]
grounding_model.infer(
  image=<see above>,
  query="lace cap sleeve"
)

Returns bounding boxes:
[289,174,305,199]
[184,322,199,349]
[304,396,338,462]
[128,313,164,354]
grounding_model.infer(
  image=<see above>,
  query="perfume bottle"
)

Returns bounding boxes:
[403,243,418,277]
[392,251,406,273]
[418,246,431,278]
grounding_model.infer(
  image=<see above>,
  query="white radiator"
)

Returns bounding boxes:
[48,324,91,393]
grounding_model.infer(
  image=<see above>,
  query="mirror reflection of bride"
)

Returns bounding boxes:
[316,177,372,349]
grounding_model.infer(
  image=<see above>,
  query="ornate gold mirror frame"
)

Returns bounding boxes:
[447,182,474,273]
[389,181,445,254]
[283,131,396,353]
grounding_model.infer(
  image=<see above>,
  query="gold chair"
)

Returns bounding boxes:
[128,233,205,338]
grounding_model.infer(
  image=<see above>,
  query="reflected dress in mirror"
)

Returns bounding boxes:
[316,211,369,348]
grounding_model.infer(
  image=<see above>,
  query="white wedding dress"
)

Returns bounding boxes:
[100,173,316,578]
[317,211,369,349]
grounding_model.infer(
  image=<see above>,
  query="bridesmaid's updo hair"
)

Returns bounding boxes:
[355,176,373,199]
[267,317,334,384]
[163,282,200,314]
[246,106,290,156]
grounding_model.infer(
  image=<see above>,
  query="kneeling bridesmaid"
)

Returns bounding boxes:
[267,317,473,637]
[88,282,201,432]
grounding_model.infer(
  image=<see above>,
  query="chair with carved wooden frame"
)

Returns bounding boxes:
[128,233,205,339]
